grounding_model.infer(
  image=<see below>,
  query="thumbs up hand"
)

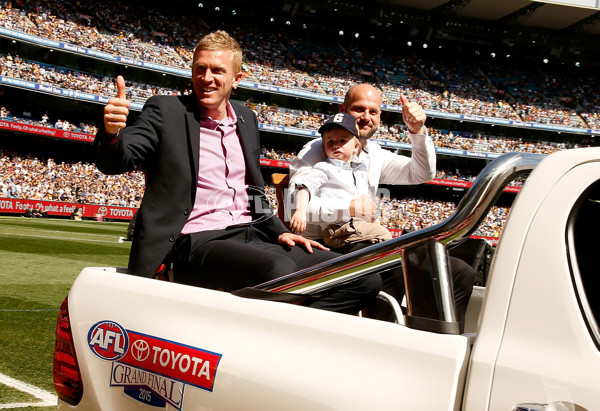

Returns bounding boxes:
[400,95,426,135]
[103,75,130,135]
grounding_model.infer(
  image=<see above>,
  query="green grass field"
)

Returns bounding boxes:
[0,216,132,409]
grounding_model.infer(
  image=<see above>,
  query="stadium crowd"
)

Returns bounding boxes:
[0,0,192,69]
[377,196,508,238]
[1,0,599,130]
[0,53,189,103]
[262,183,506,238]
[1,102,586,160]
[0,149,144,207]
[0,149,504,237]
[2,0,599,243]
[253,103,582,155]
[0,105,98,134]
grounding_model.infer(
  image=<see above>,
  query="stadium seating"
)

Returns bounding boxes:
[0,0,598,240]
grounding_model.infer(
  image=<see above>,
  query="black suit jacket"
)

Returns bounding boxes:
[95,94,288,277]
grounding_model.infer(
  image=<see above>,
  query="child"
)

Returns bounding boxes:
[290,113,391,248]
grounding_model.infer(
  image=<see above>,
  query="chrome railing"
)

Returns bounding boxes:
[235,152,546,334]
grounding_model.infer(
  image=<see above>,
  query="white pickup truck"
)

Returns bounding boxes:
[53,148,600,410]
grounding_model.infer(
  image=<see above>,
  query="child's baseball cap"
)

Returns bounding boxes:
[318,113,360,138]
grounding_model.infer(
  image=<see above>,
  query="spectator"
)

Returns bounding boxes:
[289,84,474,331]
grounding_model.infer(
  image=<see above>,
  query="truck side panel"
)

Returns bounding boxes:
[63,268,471,411]
[464,149,600,410]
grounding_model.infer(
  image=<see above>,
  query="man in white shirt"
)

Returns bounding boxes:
[289,84,474,330]
[289,84,436,238]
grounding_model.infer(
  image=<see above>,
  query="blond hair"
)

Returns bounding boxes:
[193,30,243,73]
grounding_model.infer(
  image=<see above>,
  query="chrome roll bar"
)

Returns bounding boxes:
[235,152,546,334]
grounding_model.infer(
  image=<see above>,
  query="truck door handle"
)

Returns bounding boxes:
[514,402,588,411]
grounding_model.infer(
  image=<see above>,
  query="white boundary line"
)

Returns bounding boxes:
[0,402,52,409]
[1,217,107,407]
[0,372,57,408]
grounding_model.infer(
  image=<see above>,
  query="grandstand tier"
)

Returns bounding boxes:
[1,0,598,238]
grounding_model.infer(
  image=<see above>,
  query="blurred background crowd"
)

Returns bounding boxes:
[1,0,599,241]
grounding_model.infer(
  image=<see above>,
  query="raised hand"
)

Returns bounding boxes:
[103,75,130,135]
[400,95,426,135]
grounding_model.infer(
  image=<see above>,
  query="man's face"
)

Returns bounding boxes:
[342,88,381,140]
[192,49,242,119]
[322,128,358,162]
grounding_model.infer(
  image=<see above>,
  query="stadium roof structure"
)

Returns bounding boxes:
[241,0,600,63]
[386,0,600,33]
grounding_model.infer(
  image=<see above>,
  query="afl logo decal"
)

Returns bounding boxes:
[88,321,129,361]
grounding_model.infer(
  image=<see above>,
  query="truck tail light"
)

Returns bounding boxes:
[53,296,83,405]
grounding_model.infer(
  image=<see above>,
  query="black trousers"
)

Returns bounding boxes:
[171,226,382,315]
[334,242,475,332]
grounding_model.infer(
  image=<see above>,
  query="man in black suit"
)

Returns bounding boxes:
[95,30,380,314]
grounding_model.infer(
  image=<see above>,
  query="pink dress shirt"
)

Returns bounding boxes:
[180,102,252,234]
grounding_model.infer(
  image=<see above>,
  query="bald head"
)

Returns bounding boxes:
[341,84,382,141]
[343,84,382,108]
